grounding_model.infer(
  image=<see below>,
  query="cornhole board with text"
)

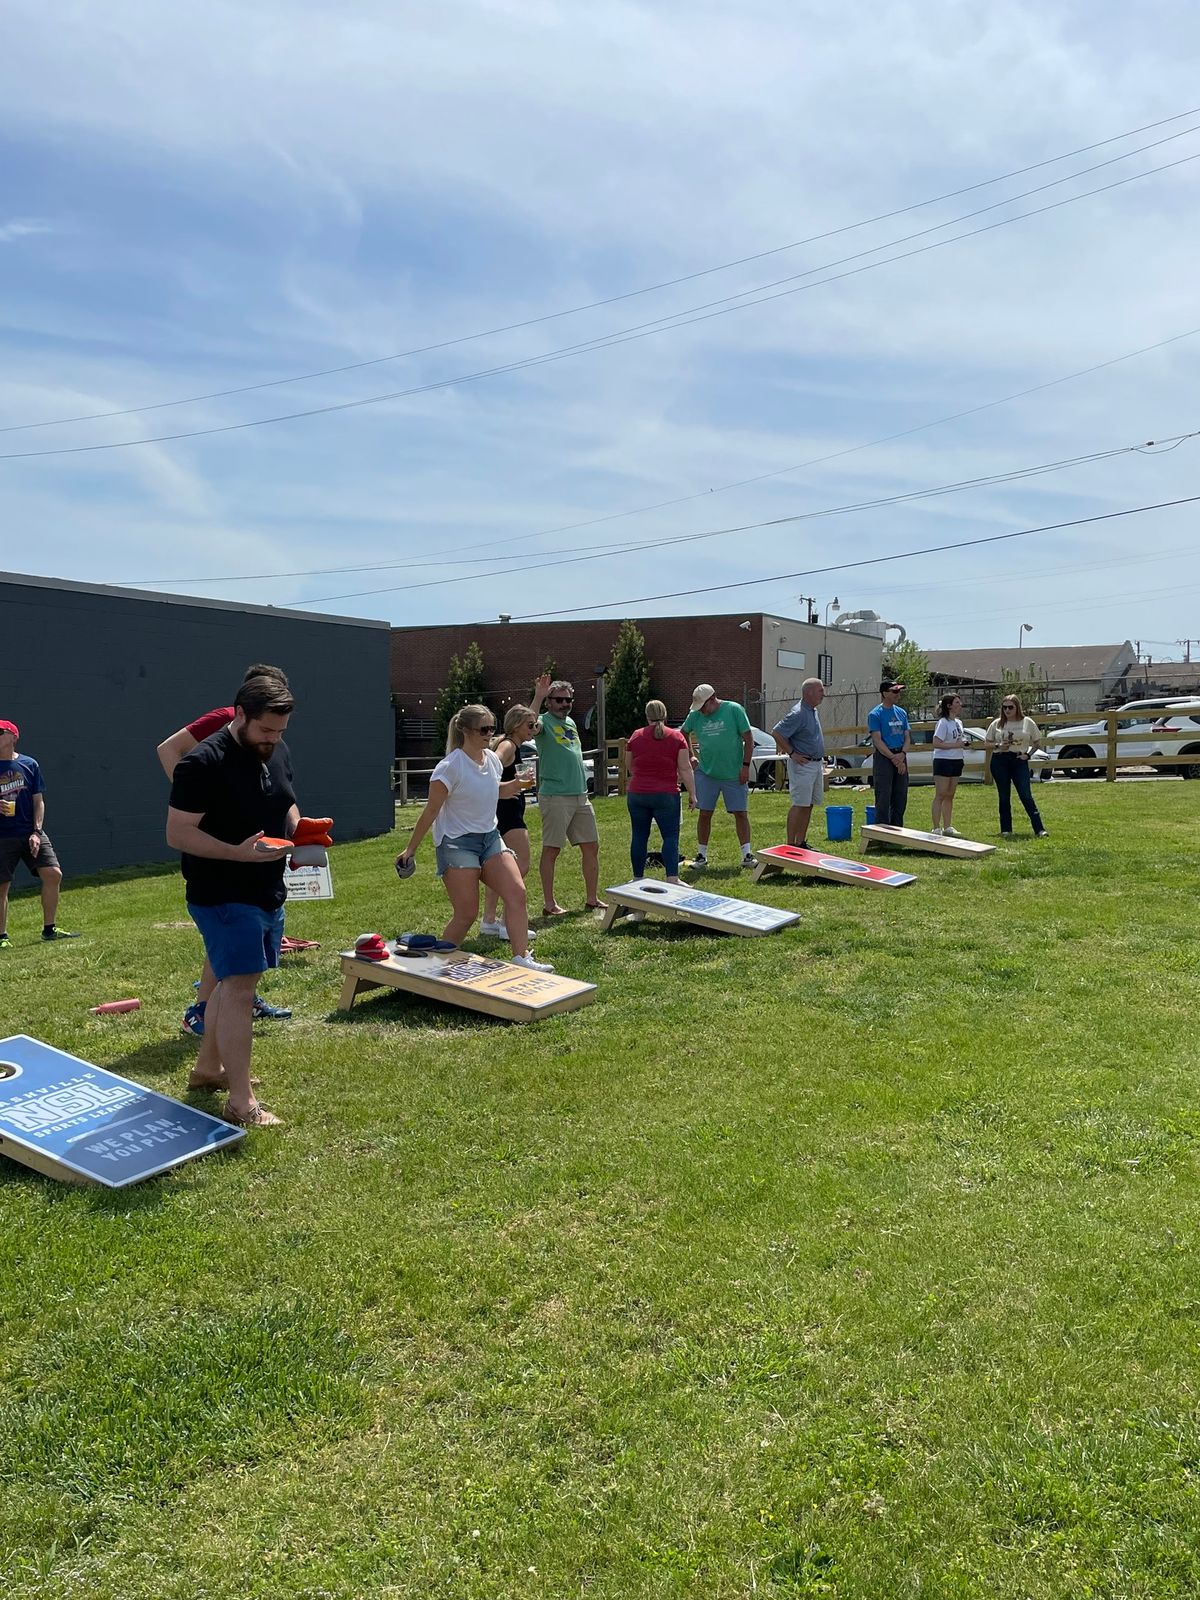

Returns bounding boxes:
[337,948,596,1023]
[0,1034,244,1188]
[752,844,917,889]
[284,861,334,900]
[861,824,995,858]
[602,880,800,935]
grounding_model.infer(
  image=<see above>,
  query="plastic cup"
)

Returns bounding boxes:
[517,759,536,790]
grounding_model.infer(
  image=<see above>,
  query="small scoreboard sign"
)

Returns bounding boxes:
[284,862,334,900]
[0,1035,244,1187]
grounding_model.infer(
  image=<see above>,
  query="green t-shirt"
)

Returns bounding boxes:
[534,713,588,796]
[681,699,751,781]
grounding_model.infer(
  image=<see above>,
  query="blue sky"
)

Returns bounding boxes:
[2,0,1199,656]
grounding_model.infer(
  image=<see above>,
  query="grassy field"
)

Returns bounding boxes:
[2,780,1199,1599]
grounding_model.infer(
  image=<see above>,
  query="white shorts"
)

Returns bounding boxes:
[787,758,824,807]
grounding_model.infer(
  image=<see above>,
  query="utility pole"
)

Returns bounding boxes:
[1178,639,1199,663]
[593,667,608,800]
[795,594,817,625]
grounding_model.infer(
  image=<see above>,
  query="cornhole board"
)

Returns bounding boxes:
[284,861,333,900]
[861,824,995,858]
[601,880,799,936]
[0,1034,244,1188]
[752,844,916,889]
[337,947,596,1023]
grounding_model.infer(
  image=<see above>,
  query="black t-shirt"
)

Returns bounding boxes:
[169,727,297,910]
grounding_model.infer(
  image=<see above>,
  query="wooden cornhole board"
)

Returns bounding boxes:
[861,823,995,858]
[337,946,596,1023]
[753,844,916,889]
[602,880,799,936]
[0,1034,243,1188]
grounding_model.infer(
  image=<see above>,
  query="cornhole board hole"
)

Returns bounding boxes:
[602,880,799,936]
[861,824,995,858]
[337,947,596,1023]
[0,1034,243,1188]
[753,844,917,889]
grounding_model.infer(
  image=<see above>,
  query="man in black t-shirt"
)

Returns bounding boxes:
[167,675,299,1128]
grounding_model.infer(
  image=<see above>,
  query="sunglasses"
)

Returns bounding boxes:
[549,696,573,704]
[474,724,496,734]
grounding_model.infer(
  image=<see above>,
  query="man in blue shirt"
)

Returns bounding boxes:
[867,680,912,827]
[772,678,827,847]
[0,718,78,947]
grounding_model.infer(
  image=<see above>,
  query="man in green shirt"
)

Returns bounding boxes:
[680,684,756,868]
[531,675,605,916]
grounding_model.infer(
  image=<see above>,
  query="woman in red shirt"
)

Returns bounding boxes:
[625,700,697,882]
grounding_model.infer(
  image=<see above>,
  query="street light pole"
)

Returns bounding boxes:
[1018,622,1033,654]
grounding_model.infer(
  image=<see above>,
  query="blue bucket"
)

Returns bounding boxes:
[825,804,853,842]
[865,806,876,825]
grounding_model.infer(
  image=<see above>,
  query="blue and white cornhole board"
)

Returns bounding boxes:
[602,880,799,936]
[0,1035,244,1188]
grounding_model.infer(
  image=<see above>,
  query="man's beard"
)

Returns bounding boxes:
[235,725,276,761]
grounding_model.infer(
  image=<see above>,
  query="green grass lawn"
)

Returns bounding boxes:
[3,780,1199,1599]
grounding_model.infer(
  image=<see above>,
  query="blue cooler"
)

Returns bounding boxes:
[865,806,876,825]
[825,805,853,842]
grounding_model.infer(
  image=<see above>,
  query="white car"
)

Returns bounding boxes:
[1149,701,1200,780]
[748,726,792,787]
[1042,696,1177,777]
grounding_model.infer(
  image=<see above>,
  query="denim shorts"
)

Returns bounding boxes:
[188,901,285,981]
[694,770,750,812]
[435,828,506,876]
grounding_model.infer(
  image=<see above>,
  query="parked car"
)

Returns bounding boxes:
[1149,700,1200,779]
[1042,697,1177,777]
[748,726,789,788]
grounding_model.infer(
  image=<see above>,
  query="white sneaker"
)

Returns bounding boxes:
[627,910,646,923]
[480,920,536,943]
[943,826,962,838]
[511,953,554,972]
[930,825,944,835]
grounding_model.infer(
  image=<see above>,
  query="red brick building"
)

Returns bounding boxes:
[391,612,883,753]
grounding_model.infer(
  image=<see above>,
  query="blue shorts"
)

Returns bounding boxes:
[695,770,750,813]
[188,902,285,981]
[434,828,506,877]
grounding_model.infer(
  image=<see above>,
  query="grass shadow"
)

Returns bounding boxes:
[325,990,507,1031]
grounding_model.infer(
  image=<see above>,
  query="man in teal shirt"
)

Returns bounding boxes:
[680,684,756,868]
[531,675,605,916]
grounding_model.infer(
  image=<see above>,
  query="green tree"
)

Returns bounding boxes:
[993,664,1050,716]
[604,620,654,739]
[883,639,930,717]
[433,640,488,750]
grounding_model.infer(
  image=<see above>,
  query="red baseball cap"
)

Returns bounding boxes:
[0,720,18,738]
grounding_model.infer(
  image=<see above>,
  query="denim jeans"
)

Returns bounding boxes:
[872,754,909,827]
[627,790,682,876]
[991,752,1045,833]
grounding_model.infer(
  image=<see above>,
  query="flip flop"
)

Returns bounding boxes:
[280,936,321,953]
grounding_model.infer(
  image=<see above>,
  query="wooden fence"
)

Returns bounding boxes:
[394,710,1200,799]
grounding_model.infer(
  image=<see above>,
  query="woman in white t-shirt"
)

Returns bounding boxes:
[930,692,968,836]
[395,705,552,969]
[985,694,1049,839]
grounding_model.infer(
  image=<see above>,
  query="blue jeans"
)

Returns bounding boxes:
[991,753,1045,833]
[627,790,682,876]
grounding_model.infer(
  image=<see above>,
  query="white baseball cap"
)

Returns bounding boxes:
[690,683,716,712]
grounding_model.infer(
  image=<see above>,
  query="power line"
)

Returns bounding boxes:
[496,493,1200,622]
[125,323,1200,587]
[6,104,1199,437]
[295,431,1197,605]
[4,143,1199,465]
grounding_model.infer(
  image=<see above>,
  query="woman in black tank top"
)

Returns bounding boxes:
[481,705,537,940]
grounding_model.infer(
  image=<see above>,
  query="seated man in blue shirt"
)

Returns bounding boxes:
[772,679,827,848]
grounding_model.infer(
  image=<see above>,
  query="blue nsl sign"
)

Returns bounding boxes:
[0,1035,244,1188]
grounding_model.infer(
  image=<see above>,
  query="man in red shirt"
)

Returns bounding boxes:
[157,665,293,1041]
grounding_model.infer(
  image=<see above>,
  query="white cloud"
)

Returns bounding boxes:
[1,1,1199,648]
